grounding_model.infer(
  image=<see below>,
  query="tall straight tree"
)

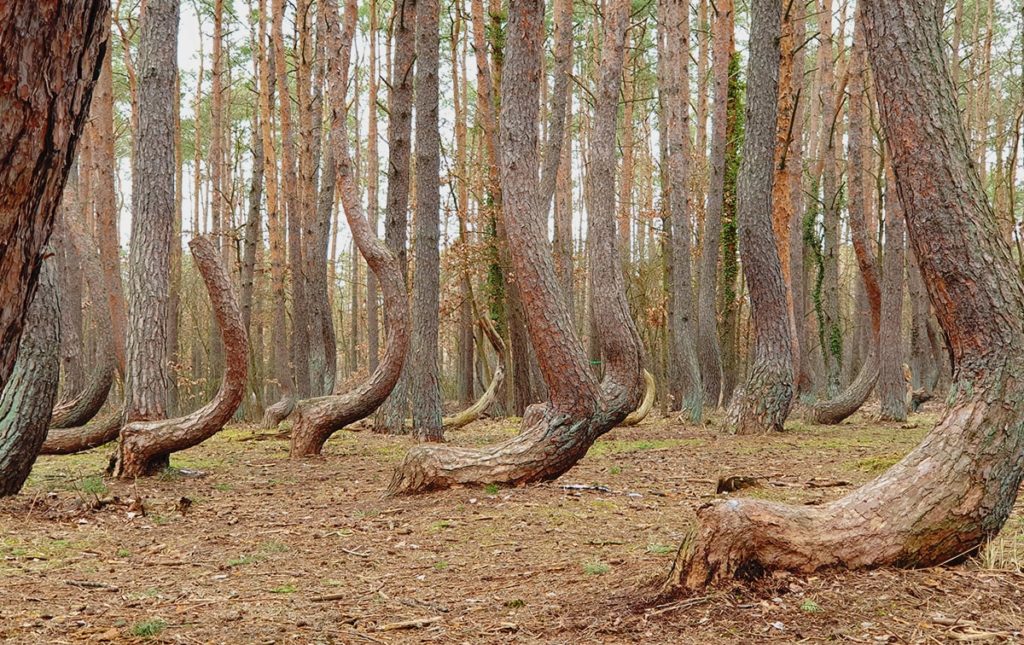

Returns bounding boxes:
[696,0,734,408]
[375,0,417,434]
[730,0,793,434]
[124,0,179,447]
[666,0,1024,590]
[660,0,702,420]
[389,0,644,494]
[878,165,908,421]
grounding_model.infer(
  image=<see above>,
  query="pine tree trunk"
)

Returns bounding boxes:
[125,0,178,449]
[666,0,1024,591]
[389,0,644,495]
[661,0,703,420]
[696,0,733,409]
[0,258,60,497]
[878,166,908,421]
[0,1,108,394]
[375,0,416,435]
[114,237,247,477]
[732,0,793,435]
[289,0,410,458]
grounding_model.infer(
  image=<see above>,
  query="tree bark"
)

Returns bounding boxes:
[388,0,644,495]
[48,203,115,430]
[731,0,793,435]
[88,11,127,378]
[665,0,1024,591]
[374,0,417,435]
[125,0,178,438]
[409,0,444,442]
[289,0,410,457]
[807,16,882,426]
[696,0,733,409]
[113,236,247,477]
[661,0,703,420]
[0,1,108,395]
[0,257,60,496]
[878,165,908,421]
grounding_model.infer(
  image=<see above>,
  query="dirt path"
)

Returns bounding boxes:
[2,405,1022,643]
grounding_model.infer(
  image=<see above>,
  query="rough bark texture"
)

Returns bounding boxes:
[90,24,128,376]
[113,236,247,478]
[387,0,643,495]
[879,167,908,421]
[732,0,793,435]
[0,1,108,394]
[0,258,60,496]
[409,0,444,442]
[665,0,1024,591]
[41,407,123,456]
[662,0,703,420]
[538,0,574,216]
[125,0,177,436]
[375,0,416,435]
[818,0,843,396]
[808,17,882,426]
[48,205,115,429]
[289,0,410,458]
[696,0,733,409]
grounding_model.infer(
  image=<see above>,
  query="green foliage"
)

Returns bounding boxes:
[79,475,107,495]
[484,483,500,495]
[270,583,297,594]
[646,543,675,556]
[130,619,167,638]
[583,561,611,575]
[800,599,822,613]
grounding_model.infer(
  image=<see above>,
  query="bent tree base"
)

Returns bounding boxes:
[388,405,625,494]
[665,395,1024,591]
[665,0,1024,592]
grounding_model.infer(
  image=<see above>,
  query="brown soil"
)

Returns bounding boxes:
[2,404,1022,643]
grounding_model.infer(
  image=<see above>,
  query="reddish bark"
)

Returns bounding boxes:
[387,0,643,495]
[0,1,109,393]
[289,0,410,458]
[112,236,247,478]
[665,0,1024,591]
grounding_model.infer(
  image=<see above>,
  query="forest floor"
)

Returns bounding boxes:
[1,404,1023,644]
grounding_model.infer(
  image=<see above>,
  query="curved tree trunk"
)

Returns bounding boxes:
[621,370,656,427]
[374,0,416,436]
[665,0,1024,592]
[732,0,793,435]
[289,0,410,458]
[41,407,123,456]
[0,258,60,496]
[49,203,115,429]
[112,236,247,477]
[388,0,644,495]
[443,316,507,429]
[0,1,108,394]
[807,20,882,426]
